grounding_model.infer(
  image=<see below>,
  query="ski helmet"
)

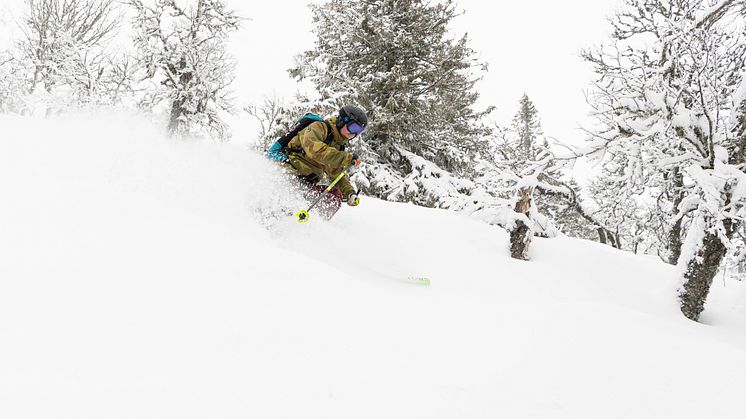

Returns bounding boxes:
[337,105,368,130]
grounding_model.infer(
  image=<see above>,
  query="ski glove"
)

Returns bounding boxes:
[351,153,362,168]
[347,193,360,207]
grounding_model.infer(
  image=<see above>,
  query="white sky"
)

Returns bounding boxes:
[1,0,622,146]
[229,0,622,146]
[452,1,621,145]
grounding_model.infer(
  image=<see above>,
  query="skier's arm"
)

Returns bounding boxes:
[298,122,353,168]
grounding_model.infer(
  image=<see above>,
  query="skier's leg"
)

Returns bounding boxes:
[317,187,342,220]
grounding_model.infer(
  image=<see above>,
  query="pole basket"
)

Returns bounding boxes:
[294,209,311,223]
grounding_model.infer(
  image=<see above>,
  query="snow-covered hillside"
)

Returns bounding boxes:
[1,113,745,419]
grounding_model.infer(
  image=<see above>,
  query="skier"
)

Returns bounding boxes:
[267,105,368,220]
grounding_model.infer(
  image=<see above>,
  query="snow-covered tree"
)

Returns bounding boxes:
[509,95,603,240]
[509,94,546,161]
[480,94,605,259]
[290,0,492,207]
[0,52,30,113]
[584,166,663,253]
[582,0,746,321]
[4,0,121,113]
[245,94,286,152]
[128,0,241,140]
[20,0,118,91]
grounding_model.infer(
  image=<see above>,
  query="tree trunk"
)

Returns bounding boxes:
[597,227,608,244]
[608,231,619,249]
[167,58,193,137]
[510,186,533,260]
[679,216,737,321]
[168,92,191,136]
[679,227,728,321]
[668,216,684,264]
[668,168,685,265]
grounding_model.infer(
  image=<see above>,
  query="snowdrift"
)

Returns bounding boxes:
[1,113,745,419]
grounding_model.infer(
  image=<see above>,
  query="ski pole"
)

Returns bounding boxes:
[295,171,347,223]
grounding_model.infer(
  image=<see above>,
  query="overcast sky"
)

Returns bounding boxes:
[230,0,622,146]
[1,0,623,146]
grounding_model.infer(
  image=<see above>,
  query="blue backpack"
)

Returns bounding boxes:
[266,113,334,162]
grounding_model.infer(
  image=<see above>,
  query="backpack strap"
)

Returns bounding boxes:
[277,113,323,148]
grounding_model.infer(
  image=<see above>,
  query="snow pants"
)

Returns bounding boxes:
[296,175,343,220]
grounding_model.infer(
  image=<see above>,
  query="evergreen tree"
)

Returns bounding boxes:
[488,94,602,249]
[511,94,545,161]
[290,0,491,207]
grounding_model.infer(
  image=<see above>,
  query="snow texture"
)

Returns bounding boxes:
[1,113,746,419]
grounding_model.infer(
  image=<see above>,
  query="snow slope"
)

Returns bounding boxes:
[1,113,745,419]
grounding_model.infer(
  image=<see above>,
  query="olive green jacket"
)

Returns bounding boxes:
[284,116,355,198]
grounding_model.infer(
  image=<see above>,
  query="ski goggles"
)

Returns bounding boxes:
[347,121,365,135]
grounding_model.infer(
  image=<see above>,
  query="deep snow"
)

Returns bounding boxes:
[1,113,745,419]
